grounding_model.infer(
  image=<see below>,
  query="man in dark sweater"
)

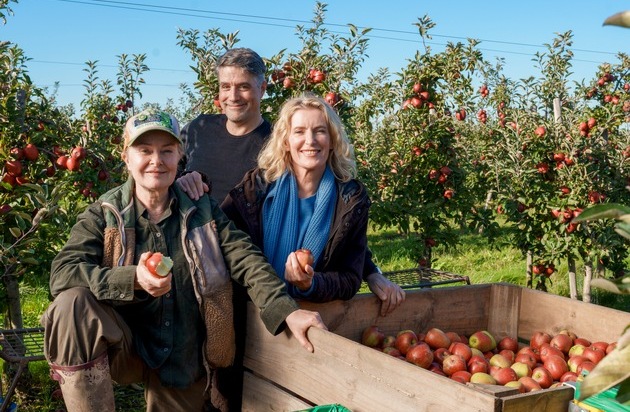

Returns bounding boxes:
[180,48,270,202]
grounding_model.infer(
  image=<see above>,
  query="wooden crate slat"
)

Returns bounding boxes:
[242,372,311,412]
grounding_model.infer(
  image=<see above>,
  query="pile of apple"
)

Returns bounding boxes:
[361,325,616,393]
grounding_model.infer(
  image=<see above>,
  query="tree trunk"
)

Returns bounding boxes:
[583,259,592,303]
[3,265,24,329]
[526,251,533,288]
[567,256,578,300]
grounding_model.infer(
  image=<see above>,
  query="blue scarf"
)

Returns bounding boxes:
[262,166,337,280]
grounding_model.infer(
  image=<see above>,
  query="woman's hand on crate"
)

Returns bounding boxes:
[365,272,406,316]
[285,309,328,352]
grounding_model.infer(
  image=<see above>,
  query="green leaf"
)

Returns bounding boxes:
[579,339,630,400]
[573,204,630,222]
[9,227,21,238]
[20,257,39,265]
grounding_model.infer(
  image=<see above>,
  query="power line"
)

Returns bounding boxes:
[53,0,619,57]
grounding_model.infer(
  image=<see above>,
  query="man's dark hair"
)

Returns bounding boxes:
[216,48,266,85]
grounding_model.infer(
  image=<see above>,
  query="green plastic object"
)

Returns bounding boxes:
[296,404,351,412]
[569,381,630,412]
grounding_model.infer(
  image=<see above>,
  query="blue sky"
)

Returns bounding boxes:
[3,0,629,110]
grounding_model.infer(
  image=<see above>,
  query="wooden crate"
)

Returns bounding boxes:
[242,283,630,412]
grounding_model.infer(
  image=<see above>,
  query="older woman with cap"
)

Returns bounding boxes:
[41,109,326,412]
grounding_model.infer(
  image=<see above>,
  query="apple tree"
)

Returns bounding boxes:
[353,16,489,266]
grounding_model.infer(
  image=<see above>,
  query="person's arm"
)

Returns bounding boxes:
[209,198,326,349]
[49,203,137,301]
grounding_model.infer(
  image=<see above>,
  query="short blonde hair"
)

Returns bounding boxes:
[258,94,356,182]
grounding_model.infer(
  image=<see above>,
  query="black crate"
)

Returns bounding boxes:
[382,267,470,289]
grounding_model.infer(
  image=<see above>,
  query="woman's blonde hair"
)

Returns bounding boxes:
[258,94,356,182]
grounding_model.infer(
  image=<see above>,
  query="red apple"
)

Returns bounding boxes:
[469,330,496,353]
[498,336,519,352]
[577,361,596,376]
[467,355,489,374]
[395,330,418,355]
[560,371,578,383]
[568,344,586,358]
[567,355,588,373]
[519,376,542,392]
[591,341,609,353]
[573,337,591,347]
[382,335,396,348]
[382,346,403,358]
[450,370,472,384]
[504,380,526,393]
[531,366,553,389]
[442,354,468,376]
[530,331,552,350]
[429,362,446,376]
[489,354,512,369]
[582,346,605,365]
[424,327,451,350]
[406,342,433,369]
[606,342,617,354]
[492,367,519,385]
[539,345,565,363]
[448,342,472,362]
[295,248,314,271]
[510,361,532,378]
[146,252,173,277]
[543,355,568,380]
[550,334,573,354]
[558,329,578,340]
[469,372,496,385]
[446,332,462,343]
[432,347,451,365]
[515,351,538,369]
[499,349,515,364]
[361,325,385,348]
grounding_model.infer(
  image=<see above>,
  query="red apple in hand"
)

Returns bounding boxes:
[295,248,314,271]
[146,252,173,277]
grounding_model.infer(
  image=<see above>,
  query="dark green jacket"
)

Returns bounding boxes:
[49,177,298,387]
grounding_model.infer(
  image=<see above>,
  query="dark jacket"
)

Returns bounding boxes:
[221,168,372,302]
[49,177,298,386]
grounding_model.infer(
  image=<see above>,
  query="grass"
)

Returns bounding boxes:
[1,224,629,411]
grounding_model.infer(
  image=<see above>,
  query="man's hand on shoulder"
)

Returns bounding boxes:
[176,171,209,200]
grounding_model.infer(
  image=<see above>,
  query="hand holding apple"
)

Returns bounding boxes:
[285,250,315,291]
[136,252,172,297]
